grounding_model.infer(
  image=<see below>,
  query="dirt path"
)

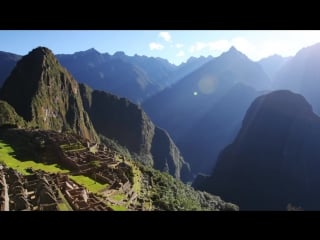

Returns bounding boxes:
[1,172,9,211]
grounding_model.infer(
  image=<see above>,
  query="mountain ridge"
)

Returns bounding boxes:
[194,90,320,210]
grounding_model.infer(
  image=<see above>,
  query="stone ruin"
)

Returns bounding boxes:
[0,129,142,211]
[0,165,112,211]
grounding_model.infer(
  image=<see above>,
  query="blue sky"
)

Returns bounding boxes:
[1,30,320,65]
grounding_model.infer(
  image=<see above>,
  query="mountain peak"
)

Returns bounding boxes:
[73,48,101,57]
[0,47,99,142]
[229,46,238,52]
[221,46,245,57]
[197,90,320,210]
[220,46,247,60]
[86,48,100,54]
[29,46,53,55]
[113,51,126,58]
[23,46,59,68]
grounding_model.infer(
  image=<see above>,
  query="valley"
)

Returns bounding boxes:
[2,32,320,210]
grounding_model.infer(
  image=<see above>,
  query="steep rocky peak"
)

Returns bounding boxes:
[0,46,99,142]
[220,46,248,60]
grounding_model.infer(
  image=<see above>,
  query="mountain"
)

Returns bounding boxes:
[0,51,21,86]
[0,100,26,128]
[56,49,178,103]
[0,47,99,142]
[177,83,260,175]
[258,54,291,80]
[156,56,213,91]
[274,43,320,114]
[111,52,177,87]
[79,84,192,181]
[143,47,270,144]
[194,90,320,210]
[0,49,213,104]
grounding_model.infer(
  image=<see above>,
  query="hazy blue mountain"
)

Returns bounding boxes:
[274,43,320,114]
[258,54,291,80]
[143,47,271,142]
[57,49,160,103]
[160,56,213,90]
[194,90,320,210]
[111,51,177,87]
[0,51,21,86]
[177,83,261,175]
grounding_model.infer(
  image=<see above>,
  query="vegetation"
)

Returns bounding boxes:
[60,142,86,152]
[136,162,238,211]
[0,100,26,128]
[0,140,68,175]
[100,135,131,160]
[111,193,126,202]
[69,175,108,193]
[110,205,127,211]
[57,189,73,211]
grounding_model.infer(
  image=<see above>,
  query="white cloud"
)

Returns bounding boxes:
[207,40,230,52]
[159,32,171,42]
[176,50,185,57]
[231,37,255,54]
[175,43,184,48]
[189,42,207,53]
[188,37,255,57]
[149,42,164,51]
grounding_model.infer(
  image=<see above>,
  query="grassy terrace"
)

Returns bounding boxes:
[60,142,86,153]
[0,139,133,211]
[57,190,73,211]
[0,140,68,175]
[69,175,109,193]
[110,205,127,211]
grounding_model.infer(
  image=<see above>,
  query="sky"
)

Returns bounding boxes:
[1,30,320,65]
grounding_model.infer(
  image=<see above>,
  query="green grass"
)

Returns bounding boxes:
[58,203,71,211]
[57,190,73,211]
[132,165,141,194]
[0,140,69,175]
[69,175,108,193]
[111,193,126,202]
[110,205,127,211]
[60,142,86,153]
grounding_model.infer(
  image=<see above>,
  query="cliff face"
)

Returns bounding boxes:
[194,90,320,210]
[151,126,191,180]
[79,83,191,181]
[0,47,99,142]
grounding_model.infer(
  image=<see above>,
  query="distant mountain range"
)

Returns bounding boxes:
[0,49,213,104]
[258,54,291,80]
[273,43,320,114]
[143,47,271,175]
[0,51,21,87]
